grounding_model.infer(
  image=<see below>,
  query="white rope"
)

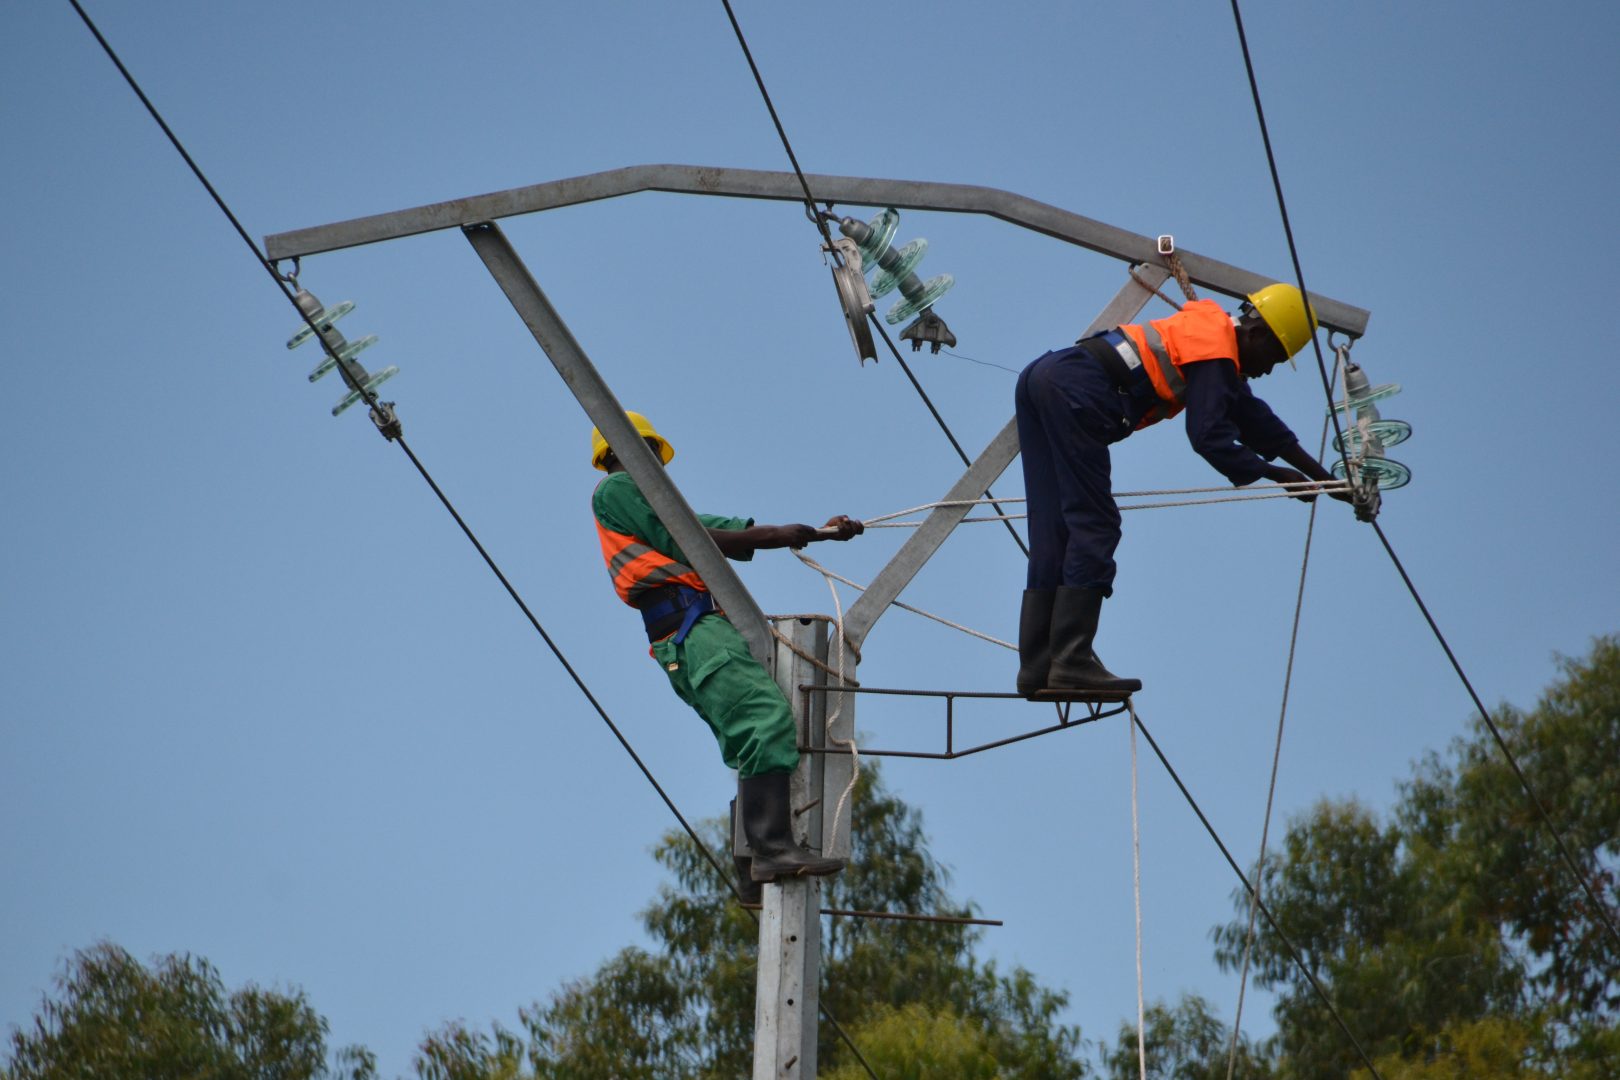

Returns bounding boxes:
[863,482,1353,528]
[1129,700,1147,1080]
[791,550,1016,651]
[792,549,860,855]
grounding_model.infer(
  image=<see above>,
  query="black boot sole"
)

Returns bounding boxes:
[750,858,845,882]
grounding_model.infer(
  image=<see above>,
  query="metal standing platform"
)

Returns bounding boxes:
[799,684,1128,761]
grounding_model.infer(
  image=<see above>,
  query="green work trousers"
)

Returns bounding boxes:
[649,614,800,777]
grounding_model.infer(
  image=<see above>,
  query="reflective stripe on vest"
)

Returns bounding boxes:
[595,521,708,606]
[1140,324,1187,401]
[1118,300,1238,429]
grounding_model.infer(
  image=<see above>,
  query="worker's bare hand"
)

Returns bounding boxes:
[773,524,819,549]
[819,515,864,541]
[1265,466,1319,502]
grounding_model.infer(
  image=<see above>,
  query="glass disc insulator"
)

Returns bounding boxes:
[886,274,954,324]
[871,239,929,299]
[856,208,899,269]
[286,300,355,349]
[332,366,398,417]
[1333,419,1412,454]
[1332,456,1412,490]
[308,334,378,383]
[1328,382,1402,416]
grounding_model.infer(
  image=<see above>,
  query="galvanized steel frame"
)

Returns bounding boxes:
[268,165,1372,656]
[463,220,775,663]
[264,163,1370,335]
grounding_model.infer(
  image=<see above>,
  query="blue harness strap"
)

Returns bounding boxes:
[639,584,717,644]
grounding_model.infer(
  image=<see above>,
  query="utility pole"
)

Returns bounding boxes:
[267,164,1372,1080]
[751,616,854,1079]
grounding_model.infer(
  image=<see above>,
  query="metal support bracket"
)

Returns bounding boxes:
[461,220,774,665]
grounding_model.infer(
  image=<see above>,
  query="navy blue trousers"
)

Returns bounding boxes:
[1016,346,1136,594]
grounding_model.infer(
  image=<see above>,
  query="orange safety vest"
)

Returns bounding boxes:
[1117,298,1240,429]
[595,520,709,607]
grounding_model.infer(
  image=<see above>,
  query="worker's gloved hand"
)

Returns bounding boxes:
[1264,465,1319,502]
[772,524,819,549]
[820,515,864,541]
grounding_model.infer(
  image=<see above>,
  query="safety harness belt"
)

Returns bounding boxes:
[638,584,719,644]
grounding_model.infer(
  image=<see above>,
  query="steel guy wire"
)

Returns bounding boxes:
[67,12,884,1073]
[1227,0,1620,956]
[1127,702,1386,1080]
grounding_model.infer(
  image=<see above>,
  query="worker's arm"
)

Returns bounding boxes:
[1182,360,1345,502]
[708,515,863,557]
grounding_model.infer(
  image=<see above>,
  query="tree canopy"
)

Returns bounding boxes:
[414,764,1091,1079]
[12,636,1616,1078]
[2,941,374,1080]
[1210,634,1620,1077]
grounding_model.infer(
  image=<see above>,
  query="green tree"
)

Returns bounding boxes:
[821,1003,1000,1080]
[416,764,1090,1079]
[2,941,374,1080]
[1214,635,1620,1078]
[1098,995,1272,1080]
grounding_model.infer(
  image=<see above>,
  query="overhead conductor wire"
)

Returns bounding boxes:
[69,5,881,1076]
[1128,704,1384,1076]
[1225,397,1336,1079]
[717,0,1028,559]
[66,0,752,912]
[1228,0,1620,954]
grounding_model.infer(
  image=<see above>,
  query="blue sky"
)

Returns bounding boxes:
[4,1,1617,1075]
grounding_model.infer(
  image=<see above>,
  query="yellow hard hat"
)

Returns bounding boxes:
[1245,283,1319,359]
[590,410,674,471]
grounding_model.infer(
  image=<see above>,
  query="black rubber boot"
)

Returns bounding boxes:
[1045,586,1142,695]
[730,798,763,905]
[739,772,845,883]
[1016,589,1056,698]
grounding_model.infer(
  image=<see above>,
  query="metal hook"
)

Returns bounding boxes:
[273,256,301,288]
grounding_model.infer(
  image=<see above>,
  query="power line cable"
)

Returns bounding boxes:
[66,0,759,902]
[869,319,1029,557]
[1128,704,1385,1079]
[66,5,881,1074]
[1370,517,1620,947]
[1226,0,1620,955]
[1225,403,1335,1079]
[716,0,833,245]
[717,0,1027,561]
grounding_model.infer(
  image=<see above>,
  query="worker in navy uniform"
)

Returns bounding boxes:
[589,411,862,896]
[1014,284,1347,697]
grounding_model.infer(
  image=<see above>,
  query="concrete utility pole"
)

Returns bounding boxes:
[751,616,853,1079]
